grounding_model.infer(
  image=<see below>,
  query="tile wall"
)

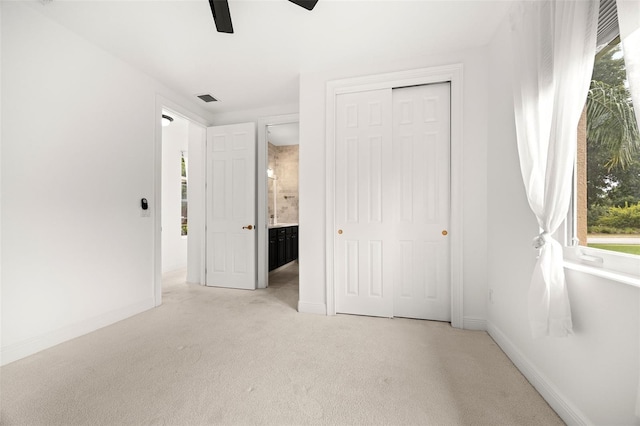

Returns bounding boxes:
[268,143,299,223]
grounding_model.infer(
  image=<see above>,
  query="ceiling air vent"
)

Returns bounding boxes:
[197,94,218,103]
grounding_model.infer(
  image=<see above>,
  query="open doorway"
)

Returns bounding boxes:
[160,108,207,296]
[266,123,299,304]
[257,114,299,297]
[161,110,188,282]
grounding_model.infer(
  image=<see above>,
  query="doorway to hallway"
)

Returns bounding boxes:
[157,105,207,300]
[161,110,189,280]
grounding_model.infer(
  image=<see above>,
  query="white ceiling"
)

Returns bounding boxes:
[268,122,299,146]
[31,0,511,115]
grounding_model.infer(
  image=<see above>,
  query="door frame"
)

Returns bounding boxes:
[325,64,464,328]
[154,95,210,307]
[256,113,299,289]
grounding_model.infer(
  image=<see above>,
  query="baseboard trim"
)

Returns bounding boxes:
[463,316,487,331]
[487,321,590,425]
[1,298,155,366]
[298,300,326,315]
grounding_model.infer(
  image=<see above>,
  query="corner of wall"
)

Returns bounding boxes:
[463,317,487,331]
[297,300,327,315]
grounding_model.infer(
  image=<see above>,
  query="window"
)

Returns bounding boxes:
[181,152,188,236]
[565,5,640,280]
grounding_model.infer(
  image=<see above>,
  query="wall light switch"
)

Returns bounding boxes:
[140,198,150,217]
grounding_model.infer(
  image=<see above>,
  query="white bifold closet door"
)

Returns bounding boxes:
[335,83,451,321]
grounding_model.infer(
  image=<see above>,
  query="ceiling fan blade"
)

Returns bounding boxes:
[209,0,234,33]
[288,0,319,11]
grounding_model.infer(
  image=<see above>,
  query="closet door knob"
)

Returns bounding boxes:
[243,225,254,230]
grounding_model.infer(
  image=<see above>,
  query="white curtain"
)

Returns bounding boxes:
[615,0,640,417]
[509,0,599,338]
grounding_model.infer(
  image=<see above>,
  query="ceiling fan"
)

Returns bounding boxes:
[209,0,318,33]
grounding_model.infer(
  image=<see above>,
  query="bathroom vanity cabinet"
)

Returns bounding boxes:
[268,224,298,271]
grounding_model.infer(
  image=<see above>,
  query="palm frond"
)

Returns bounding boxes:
[587,80,640,171]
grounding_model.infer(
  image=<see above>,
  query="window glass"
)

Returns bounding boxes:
[581,38,640,257]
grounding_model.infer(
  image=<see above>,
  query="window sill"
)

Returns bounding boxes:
[563,260,640,288]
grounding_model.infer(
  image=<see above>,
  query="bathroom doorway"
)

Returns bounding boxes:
[256,114,299,292]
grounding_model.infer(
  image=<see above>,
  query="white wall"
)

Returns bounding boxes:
[298,48,490,322]
[161,114,188,273]
[1,2,214,365]
[486,18,640,425]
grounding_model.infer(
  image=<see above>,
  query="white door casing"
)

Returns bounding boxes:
[206,122,256,290]
[392,83,451,321]
[334,89,394,317]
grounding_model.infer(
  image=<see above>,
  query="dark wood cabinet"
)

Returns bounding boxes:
[291,229,298,260]
[277,229,286,266]
[285,228,293,262]
[268,225,298,271]
[268,232,277,270]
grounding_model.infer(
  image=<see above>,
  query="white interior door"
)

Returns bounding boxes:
[206,122,256,290]
[334,83,451,321]
[392,83,451,321]
[335,89,394,317]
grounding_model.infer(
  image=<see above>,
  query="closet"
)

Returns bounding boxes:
[334,83,451,321]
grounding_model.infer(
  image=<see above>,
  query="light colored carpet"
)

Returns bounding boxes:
[1,263,563,425]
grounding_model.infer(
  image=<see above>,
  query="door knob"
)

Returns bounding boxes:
[338,229,343,235]
[243,225,253,230]
[442,230,448,236]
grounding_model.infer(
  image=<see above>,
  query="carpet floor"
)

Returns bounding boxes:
[1,263,563,425]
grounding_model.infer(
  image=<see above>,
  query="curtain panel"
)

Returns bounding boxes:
[509,0,599,338]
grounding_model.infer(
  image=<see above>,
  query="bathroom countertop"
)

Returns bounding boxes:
[268,223,299,229]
